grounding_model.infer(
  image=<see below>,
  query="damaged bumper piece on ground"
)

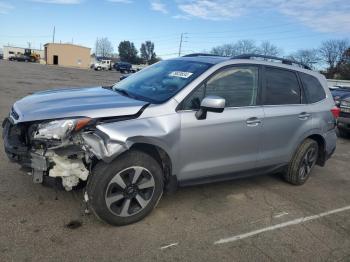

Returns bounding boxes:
[2,117,126,191]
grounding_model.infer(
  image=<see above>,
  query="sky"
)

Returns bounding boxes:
[0,0,349,58]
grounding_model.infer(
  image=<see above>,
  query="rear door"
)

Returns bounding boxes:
[258,66,313,167]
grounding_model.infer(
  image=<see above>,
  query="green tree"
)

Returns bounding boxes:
[140,41,160,64]
[118,41,138,63]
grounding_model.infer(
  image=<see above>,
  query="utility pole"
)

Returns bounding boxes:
[178,33,183,57]
[52,26,55,43]
[178,33,188,57]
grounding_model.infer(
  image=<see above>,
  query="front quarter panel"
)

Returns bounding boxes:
[94,113,181,172]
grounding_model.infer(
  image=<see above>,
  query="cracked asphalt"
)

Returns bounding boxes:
[0,60,349,262]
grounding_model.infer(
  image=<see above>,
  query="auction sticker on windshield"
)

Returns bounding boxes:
[169,71,193,78]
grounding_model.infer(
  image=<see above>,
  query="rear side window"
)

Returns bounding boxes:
[300,73,326,103]
[264,67,301,105]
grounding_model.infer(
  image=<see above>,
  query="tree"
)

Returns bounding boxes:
[258,41,281,57]
[335,48,350,80]
[118,41,138,64]
[318,39,349,70]
[140,41,157,64]
[233,40,258,55]
[211,44,235,56]
[210,40,257,56]
[95,37,113,58]
[288,49,319,69]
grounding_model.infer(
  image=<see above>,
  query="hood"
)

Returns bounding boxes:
[331,88,350,99]
[11,86,148,123]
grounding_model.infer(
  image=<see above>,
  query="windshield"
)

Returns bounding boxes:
[112,60,212,103]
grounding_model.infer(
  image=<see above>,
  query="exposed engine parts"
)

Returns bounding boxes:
[48,153,89,191]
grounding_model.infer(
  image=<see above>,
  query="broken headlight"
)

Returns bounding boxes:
[34,118,91,140]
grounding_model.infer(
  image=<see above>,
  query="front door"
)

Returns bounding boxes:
[177,65,264,181]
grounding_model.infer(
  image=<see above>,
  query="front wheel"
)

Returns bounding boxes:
[86,150,164,226]
[284,139,318,185]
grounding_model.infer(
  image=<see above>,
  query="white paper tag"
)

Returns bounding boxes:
[169,71,193,78]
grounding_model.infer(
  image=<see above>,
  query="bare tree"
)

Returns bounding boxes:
[211,44,235,56]
[211,40,257,56]
[288,49,319,69]
[233,40,257,55]
[318,39,349,69]
[258,41,281,57]
[95,37,114,58]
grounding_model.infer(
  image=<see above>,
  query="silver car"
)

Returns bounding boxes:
[2,54,338,226]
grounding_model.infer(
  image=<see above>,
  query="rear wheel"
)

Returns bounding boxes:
[284,139,318,185]
[86,150,164,226]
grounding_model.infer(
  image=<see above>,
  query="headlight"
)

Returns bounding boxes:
[34,118,91,140]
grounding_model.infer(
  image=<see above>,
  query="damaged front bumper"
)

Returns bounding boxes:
[2,118,89,190]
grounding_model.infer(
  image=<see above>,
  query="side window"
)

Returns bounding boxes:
[183,66,259,110]
[264,68,301,105]
[182,84,205,110]
[300,73,326,103]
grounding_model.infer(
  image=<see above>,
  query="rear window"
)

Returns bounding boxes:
[300,73,326,103]
[264,67,301,105]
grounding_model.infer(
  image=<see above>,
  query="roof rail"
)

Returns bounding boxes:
[182,53,225,57]
[231,54,311,70]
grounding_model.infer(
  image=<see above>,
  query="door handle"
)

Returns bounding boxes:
[246,117,261,126]
[298,112,311,120]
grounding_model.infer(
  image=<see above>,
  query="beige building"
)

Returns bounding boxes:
[44,43,91,69]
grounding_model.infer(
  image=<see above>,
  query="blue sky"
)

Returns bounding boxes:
[0,0,349,58]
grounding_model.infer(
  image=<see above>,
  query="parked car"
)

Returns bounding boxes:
[329,85,350,106]
[94,59,112,71]
[338,97,350,137]
[2,54,338,226]
[9,54,32,62]
[114,62,133,73]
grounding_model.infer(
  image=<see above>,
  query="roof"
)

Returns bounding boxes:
[174,53,313,72]
[44,43,91,50]
[172,55,230,65]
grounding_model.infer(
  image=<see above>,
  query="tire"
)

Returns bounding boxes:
[86,150,164,226]
[338,128,349,138]
[284,139,318,185]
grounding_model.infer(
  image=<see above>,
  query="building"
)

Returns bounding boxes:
[3,46,45,60]
[44,43,91,69]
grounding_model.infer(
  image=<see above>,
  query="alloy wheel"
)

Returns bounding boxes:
[104,166,155,217]
[299,147,317,179]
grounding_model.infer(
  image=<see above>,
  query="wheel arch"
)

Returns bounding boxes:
[128,142,177,192]
[306,134,326,166]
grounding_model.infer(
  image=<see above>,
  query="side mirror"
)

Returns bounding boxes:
[195,96,225,120]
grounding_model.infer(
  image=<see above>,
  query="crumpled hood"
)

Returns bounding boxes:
[11,86,148,123]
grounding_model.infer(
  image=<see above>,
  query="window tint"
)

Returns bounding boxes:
[264,68,301,105]
[183,66,259,110]
[300,73,326,103]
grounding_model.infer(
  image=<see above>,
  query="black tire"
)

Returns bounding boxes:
[338,128,349,138]
[86,150,164,226]
[284,139,318,185]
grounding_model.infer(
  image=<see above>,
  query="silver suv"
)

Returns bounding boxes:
[2,54,337,226]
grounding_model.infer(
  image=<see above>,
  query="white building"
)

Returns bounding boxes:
[3,46,45,60]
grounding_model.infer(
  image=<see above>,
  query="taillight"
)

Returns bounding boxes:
[331,106,340,119]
